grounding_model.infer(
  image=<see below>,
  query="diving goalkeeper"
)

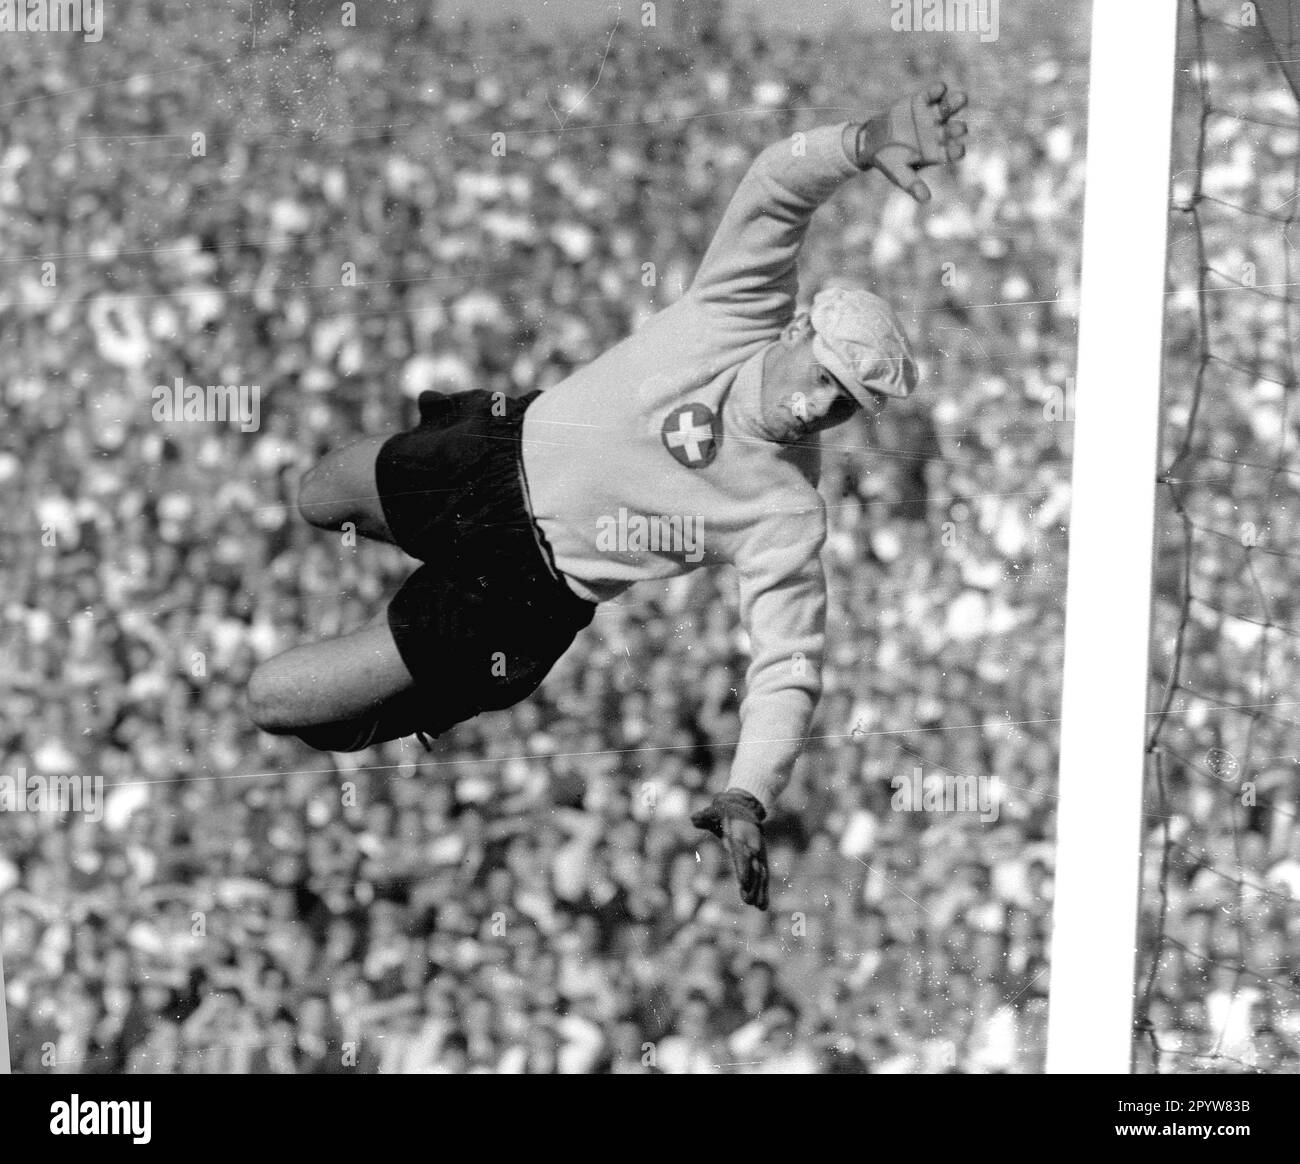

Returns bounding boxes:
[248,83,969,910]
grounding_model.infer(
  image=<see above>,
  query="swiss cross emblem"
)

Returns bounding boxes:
[661,403,719,468]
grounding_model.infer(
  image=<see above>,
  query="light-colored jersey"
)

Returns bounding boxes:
[521,122,861,808]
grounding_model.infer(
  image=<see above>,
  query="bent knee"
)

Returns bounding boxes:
[295,438,389,534]
[247,665,301,734]
[296,465,340,530]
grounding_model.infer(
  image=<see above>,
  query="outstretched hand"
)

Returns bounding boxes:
[691,789,770,911]
[857,82,969,203]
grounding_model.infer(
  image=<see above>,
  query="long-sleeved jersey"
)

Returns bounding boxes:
[520,122,864,809]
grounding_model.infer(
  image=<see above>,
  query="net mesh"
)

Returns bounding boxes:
[1137,0,1300,1074]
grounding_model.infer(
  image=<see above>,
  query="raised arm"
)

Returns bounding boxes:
[689,85,968,319]
[688,121,862,317]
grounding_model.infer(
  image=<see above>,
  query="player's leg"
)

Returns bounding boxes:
[247,616,417,742]
[297,436,395,544]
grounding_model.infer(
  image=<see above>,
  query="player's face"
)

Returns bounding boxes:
[760,319,882,442]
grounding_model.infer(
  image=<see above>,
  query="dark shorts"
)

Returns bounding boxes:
[375,388,596,737]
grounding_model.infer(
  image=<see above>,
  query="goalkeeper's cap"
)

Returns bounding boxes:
[809,285,919,406]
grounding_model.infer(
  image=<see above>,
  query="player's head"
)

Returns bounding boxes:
[759,285,918,443]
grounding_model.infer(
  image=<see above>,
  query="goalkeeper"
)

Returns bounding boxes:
[249,83,969,910]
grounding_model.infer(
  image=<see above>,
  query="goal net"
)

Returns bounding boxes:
[1136,0,1300,1074]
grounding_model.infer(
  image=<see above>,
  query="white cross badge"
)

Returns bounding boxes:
[661,403,719,468]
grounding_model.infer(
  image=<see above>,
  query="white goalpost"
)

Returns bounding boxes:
[1045,0,1180,1074]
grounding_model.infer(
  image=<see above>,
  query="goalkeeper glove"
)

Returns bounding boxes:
[852,82,969,203]
[691,789,770,911]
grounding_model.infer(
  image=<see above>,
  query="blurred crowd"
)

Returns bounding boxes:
[0,1,1289,1073]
